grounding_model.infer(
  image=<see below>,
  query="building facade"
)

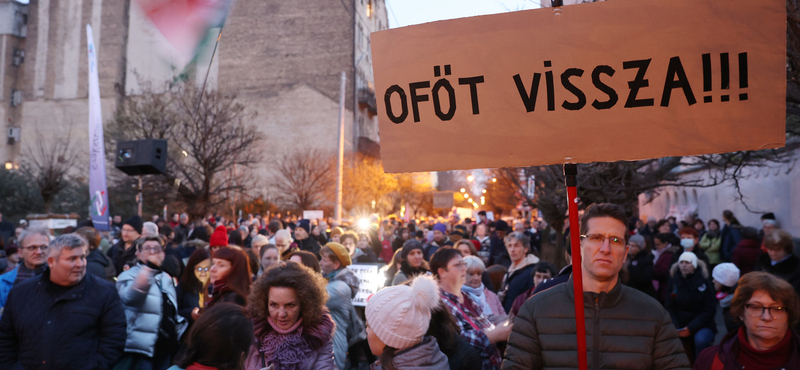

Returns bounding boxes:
[0,0,388,175]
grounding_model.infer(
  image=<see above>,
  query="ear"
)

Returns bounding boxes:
[46,255,56,269]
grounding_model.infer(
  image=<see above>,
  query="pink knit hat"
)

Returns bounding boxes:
[365,275,440,350]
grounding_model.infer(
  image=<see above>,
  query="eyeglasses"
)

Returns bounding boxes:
[195,267,210,273]
[141,247,164,254]
[22,245,48,252]
[580,234,626,249]
[448,261,467,270]
[745,304,787,318]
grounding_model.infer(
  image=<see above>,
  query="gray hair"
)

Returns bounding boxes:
[48,233,88,258]
[463,255,486,272]
[504,232,530,250]
[142,222,159,237]
[18,227,51,247]
[275,229,292,242]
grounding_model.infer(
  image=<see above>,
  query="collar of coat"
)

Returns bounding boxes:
[563,274,625,309]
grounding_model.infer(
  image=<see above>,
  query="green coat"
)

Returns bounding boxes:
[699,234,722,265]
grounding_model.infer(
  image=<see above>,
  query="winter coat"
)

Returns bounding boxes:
[666,260,717,334]
[296,237,322,258]
[654,245,681,303]
[370,336,450,370]
[110,240,138,277]
[353,246,379,263]
[116,262,187,357]
[327,268,364,370]
[693,329,800,370]
[624,249,658,299]
[175,283,202,326]
[485,288,505,316]
[755,253,800,297]
[87,248,116,281]
[0,266,19,309]
[500,254,540,314]
[244,313,336,370]
[732,238,762,275]
[488,237,510,268]
[720,224,743,262]
[503,276,691,370]
[0,270,127,370]
[698,232,722,265]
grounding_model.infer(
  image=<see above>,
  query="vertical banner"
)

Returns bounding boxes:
[87,25,110,231]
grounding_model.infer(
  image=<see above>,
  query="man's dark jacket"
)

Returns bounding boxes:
[503,276,690,370]
[665,261,717,335]
[754,253,800,296]
[296,236,321,258]
[0,270,127,370]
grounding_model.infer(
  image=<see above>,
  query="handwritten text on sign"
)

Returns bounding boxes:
[347,263,385,307]
[370,0,785,173]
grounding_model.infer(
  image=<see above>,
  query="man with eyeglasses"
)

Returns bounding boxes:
[116,235,186,369]
[0,233,126,369]
[0,227,50,310]
[504,203,690,370]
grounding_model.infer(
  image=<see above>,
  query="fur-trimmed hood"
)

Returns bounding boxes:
[669,258,709,278]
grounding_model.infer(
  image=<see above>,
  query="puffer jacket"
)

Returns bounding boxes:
[371,336,449,370]
[503,276,690,370]
[327,274,364,370]
[117,262,187,357]
[666,260,717,335]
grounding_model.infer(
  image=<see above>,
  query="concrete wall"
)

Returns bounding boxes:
[638,151,800,236]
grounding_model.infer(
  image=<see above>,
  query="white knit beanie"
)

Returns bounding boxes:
[712,263,740,288]
[365,275,440,350]
[678,251,698,269]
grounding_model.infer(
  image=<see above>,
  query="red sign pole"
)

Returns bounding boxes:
[564,163,588,370]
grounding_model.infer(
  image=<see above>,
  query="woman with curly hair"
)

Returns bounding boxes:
[244,261,336,370]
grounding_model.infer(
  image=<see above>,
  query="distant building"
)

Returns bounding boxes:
[0,0,388,171]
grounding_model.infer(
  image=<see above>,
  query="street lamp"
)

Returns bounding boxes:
[467,175,474,182]
[492,178,497,183]
[463,193,469,199]
[4,161,12,170]
[460,188,466,193]
[482,189,487,194]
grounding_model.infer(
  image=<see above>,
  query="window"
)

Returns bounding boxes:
[367,0,373,18]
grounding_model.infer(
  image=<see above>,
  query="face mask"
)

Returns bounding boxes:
[680,238,695,249]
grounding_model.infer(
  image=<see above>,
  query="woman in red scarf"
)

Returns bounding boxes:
[694,272,800,369]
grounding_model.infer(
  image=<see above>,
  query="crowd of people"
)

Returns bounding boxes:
[0,206,798,370]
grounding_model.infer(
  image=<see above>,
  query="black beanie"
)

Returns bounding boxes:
[123,215,144,235]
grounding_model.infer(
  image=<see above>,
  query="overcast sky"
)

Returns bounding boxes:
[385,0,540,28]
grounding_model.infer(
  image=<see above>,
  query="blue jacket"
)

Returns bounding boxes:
[0,267,18,310]
[0,270,127,370]
[720,224,742,262]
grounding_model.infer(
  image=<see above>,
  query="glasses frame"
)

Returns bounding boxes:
[22,245,49,252]
[744,304,787,319]
[580,234,626,248]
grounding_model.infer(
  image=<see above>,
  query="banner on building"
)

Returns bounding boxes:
[87,25,110,231]
[371,0,785,173]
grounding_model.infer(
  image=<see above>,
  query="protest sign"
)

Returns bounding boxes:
[347,263,386,307]
[302,210,324,220]
[371,0,785,173]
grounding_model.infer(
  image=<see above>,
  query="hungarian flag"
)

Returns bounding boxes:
[135,0,234,64]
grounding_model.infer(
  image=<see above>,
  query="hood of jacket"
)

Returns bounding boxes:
[508,254,540,276]
[86,248,110,267]
[371,336,449,370]
[669,258,710,278]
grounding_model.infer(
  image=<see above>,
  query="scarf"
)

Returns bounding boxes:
[462,283,493,315]
[737,326,793,369]
[259,318,310,370]
[399,261,427,278]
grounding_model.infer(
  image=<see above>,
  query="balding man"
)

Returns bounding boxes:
[274,229,298,260]
[0,228,50,310]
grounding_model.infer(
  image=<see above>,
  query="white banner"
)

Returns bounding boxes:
[87,25,110,231]
[347,263,385,307]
